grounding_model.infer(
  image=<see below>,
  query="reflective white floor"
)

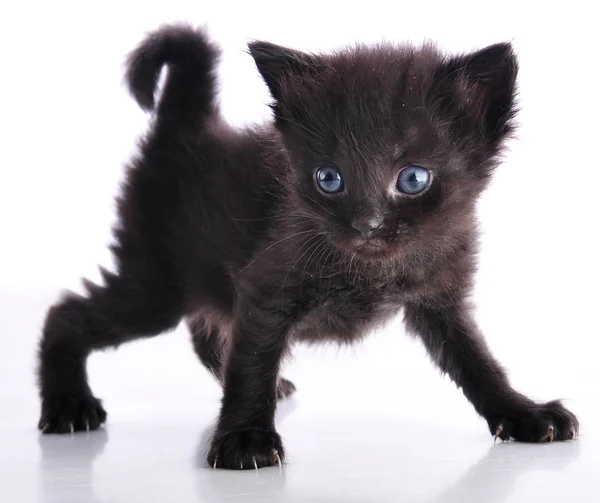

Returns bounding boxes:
[5,412,594,503]
[1,294,598,503]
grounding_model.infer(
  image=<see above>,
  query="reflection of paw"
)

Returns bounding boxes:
[276,377,296,400]
[38,393,107,434]
[208,428,284,470]
[490,400,578,442]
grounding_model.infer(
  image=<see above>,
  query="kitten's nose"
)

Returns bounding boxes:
[351,218,382,239]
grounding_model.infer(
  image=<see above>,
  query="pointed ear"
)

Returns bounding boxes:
[447,42,519,143]
[248,41,318,100]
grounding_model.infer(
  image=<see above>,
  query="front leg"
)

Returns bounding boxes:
[404,295,578,442]
[207,299,291,470]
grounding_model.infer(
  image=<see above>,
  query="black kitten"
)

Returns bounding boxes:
[37,24,578,469]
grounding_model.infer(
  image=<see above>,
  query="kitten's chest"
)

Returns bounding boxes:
[292,270,404,344]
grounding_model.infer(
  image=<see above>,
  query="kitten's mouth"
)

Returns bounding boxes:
[328,234,396,261]
[357,239,386,251]
[349,238,392,260]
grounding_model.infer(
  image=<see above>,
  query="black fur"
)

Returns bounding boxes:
[37,24,578,469]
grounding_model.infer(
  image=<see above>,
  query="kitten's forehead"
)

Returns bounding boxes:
[279,44,446,155]
[289,44,442,106]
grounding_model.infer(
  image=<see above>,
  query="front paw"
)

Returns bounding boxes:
[38,392,107,434]
[490,400,578,442]
[207,428,284,470]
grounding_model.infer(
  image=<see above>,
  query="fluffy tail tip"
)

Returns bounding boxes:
[125,24,219,112]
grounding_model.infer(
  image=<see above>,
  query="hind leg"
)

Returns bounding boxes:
[188,317,296,400]
[38,262,184,434]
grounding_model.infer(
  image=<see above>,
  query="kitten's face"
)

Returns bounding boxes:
[250,41,518,261]
[291,141,472,262]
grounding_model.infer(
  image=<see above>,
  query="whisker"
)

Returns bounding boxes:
[278,234,323,294]
[313,242,333,281]
[300,195,341,220]
[299,241,329,294]
[238,229,314,273]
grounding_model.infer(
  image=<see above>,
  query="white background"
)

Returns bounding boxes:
[0,1,599,502]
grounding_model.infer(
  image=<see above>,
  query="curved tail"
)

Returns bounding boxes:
[125,24,220,124]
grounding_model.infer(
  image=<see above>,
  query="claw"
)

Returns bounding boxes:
[253,457,258,470]
[273,449,282,470]
[85,419,90,432]
[213,457,218,470]
[543,424,554,442]
[40,423,49,433]
[69,422,74,434]
[494,425,503,443]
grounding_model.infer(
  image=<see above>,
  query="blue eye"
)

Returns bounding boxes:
[316,166,344,194]
[397,165,430,195]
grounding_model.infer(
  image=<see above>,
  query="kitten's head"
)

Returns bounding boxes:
[249,39,518,261]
